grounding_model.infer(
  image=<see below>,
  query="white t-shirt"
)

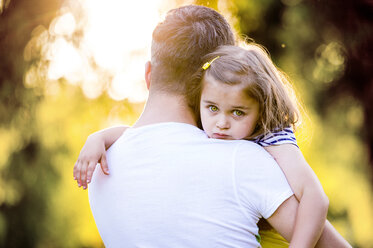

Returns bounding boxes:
[89,122,293,248]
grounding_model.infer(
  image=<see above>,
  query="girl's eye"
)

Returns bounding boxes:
[209,105,218,112]
[233,110,244,117]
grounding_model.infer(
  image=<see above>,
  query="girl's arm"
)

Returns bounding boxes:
[266,192,351,248]
[73,125,128,189]
[316,220,352,248]
[265,144,329,248]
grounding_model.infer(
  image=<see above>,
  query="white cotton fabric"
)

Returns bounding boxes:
[89,122,293,248]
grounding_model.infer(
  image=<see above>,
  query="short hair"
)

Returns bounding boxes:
[150,5,235,95]
[190,44,300,138]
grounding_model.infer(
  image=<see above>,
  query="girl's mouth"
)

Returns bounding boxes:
[212,133,231,139]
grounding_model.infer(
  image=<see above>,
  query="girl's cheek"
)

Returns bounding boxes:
[200,119,212,136]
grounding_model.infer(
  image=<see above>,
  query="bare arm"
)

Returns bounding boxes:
[315,220,352,248]
[267,195,298,241]
[265,144,328,247]
[97,125,129,149]
[267,195,351,248]
[73,125,128,189]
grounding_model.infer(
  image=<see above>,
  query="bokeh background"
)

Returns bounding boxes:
[1,0,373,247]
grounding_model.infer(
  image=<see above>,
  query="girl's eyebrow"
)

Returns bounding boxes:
[202,100,217,105]
[231,105,250,110]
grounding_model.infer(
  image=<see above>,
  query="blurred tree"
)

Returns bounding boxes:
[0,0,61,246]
[0,0,61,124]
[309,0,373,180]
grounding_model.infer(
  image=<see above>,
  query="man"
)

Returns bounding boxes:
[81,5,350,248]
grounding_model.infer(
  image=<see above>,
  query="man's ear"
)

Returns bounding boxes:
[145,61,151,90]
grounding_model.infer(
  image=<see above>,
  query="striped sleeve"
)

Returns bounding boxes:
[253,127,298,148]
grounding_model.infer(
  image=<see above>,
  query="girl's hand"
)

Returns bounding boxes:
[73,133,110,190]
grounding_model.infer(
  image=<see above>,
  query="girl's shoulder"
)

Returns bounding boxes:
[253,127,298,148]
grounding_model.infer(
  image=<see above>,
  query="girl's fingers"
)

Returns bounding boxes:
[75,161,82,187]
[86,161,97,184]
[73,161,78,180]
[74,157,108,189]
[100,154,110,175]
[80,161,89,189]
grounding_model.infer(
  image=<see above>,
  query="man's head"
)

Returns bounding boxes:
[149,5,235,95]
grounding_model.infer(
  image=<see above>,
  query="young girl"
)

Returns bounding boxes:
[74,44,329,247]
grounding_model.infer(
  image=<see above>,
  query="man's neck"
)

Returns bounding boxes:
[133,91,197,128]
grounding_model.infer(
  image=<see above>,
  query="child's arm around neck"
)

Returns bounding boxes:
[73,125,128,189]
[265,144,350,247]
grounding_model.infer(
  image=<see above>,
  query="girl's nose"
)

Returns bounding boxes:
[216,116,230,129]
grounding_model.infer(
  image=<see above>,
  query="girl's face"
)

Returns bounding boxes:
[200,74,260,140]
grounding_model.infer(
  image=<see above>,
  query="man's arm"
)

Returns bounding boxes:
[266,195,298,242]
[267,196,352,248]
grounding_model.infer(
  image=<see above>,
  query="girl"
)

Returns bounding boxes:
[74,44,329,247]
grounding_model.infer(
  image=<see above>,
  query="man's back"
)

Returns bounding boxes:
[89,122,293,248]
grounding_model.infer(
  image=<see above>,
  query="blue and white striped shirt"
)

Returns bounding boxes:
[253,127,298,148]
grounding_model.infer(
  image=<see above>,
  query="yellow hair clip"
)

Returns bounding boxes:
[202,56,220,70]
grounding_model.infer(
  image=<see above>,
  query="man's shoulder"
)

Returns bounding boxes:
[201,139,271,164]
[233,140,271,157]
[200,138,258,150]
[232,140,276,170]
[125,122,205,139]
